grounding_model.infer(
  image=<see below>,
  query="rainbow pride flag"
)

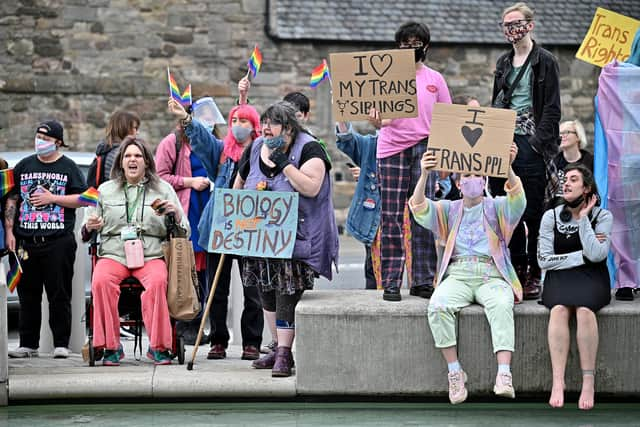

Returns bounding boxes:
[7,252,22,293]
[247,45,263,78]
[0,168,15,198]
[310,59,330,88]
[167,68,192,106]
[79,187,99,207]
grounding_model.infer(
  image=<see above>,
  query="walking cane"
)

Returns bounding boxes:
[187,253,226,370]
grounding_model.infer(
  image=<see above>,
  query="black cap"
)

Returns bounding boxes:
[36,120,67,147]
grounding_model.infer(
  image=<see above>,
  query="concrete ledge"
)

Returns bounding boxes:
[296,290,640,396]
[8,346,295,402]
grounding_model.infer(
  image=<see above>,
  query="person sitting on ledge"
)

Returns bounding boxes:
[408,143,525,404]
[538,163,612,411]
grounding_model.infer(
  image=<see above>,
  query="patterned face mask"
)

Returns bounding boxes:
[504,21,530,44]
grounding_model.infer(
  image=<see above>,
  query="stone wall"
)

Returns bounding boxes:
[1,1,601,178]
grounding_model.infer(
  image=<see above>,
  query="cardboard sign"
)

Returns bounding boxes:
[330,49,418,121]
[209,189,299,258]
[427,104,516,178]
[576,8,640,67]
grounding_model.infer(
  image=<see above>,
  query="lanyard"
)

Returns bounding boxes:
[125,184,146,224]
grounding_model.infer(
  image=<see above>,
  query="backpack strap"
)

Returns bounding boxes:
[171,130,184,175]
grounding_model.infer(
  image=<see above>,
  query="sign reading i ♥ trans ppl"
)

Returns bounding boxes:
[427,103,516,178]
[329,49,418,121]
[209,189,299,258]
[576,8,640,67]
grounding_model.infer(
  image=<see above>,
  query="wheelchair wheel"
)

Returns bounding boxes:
[177,336,185,365]
[88,339,95,367]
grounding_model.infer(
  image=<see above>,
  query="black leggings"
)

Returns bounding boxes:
[258,288,304,329]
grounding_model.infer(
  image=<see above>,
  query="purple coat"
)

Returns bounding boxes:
[244,132,339,279]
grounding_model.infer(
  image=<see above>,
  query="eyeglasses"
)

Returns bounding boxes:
[499,20,530,30]
[399,41,424,49]
[560,130,577,136]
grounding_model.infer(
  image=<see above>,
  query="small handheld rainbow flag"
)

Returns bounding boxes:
[7,252,22,293]
[167,68,192,107]
[79,187,99,207]
[310,59,330,88]
[0,168,15,198]
[247,45,263,79]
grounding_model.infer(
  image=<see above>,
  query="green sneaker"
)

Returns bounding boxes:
[102,345,124,366]
[146,347,172,365]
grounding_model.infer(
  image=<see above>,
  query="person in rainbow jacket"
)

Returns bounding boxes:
[408,143,525,404]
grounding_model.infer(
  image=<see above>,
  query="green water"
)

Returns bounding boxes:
[1,403,640,426]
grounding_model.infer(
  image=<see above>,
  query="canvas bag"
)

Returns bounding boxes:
[164,218,201,321]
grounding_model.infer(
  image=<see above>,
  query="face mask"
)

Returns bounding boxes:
[565,194,584,208]
[203,124,214,135]
[504,22,530,44]
[35,137,57,156]
[231,125,252,142]
[264,135,285,150]
[414,46,426,62]
[460,176,485,198]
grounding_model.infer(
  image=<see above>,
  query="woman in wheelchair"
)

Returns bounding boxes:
[84,136,189,366]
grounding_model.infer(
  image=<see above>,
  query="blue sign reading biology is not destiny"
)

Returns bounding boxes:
[209,189,299,258]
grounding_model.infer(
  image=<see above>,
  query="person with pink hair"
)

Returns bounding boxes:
[166,99,264,361]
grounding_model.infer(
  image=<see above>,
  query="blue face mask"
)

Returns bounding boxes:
[203,124,214,135]
[231,125,252,142]
[264,135,285,150]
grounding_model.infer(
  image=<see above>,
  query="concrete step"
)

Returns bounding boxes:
[295,290,640,397]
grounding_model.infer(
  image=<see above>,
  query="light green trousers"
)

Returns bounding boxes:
[427,259,515,353]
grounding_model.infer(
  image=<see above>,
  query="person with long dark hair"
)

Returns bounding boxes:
[234,101,339,377]
[538,163,612,410]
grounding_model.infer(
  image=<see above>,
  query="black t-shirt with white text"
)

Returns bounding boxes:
[11,154,87,239]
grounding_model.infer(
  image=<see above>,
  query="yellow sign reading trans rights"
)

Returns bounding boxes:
[576,7,640,67]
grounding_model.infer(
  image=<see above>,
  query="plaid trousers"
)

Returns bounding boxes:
[378,139,438,289]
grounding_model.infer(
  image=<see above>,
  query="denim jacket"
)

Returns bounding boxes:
[335,124,380,245]
[183,119,230,252]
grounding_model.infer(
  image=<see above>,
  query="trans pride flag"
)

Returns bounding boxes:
[593,57,640,289]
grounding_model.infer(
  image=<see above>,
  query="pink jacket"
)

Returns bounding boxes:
[156,130,192,214]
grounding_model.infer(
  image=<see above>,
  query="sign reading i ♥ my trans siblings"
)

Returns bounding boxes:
[329,49,418,121]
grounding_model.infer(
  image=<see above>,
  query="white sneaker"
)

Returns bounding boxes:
[494,372,516,398]
[8,346,39,358]
[53,347,70,359]
[448,370,468,404]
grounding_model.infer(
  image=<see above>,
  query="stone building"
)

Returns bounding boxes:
[1,0,638,189]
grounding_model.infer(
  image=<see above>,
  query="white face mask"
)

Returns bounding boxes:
[35,137,57,156]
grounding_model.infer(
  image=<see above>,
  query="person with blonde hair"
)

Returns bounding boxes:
[488,1,561,300]
[545,120,594,209]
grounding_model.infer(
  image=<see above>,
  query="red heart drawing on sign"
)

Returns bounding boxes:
[461,126,483,147]
[369,54,393,77]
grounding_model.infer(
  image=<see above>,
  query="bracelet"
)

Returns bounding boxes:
[179,114,192,128]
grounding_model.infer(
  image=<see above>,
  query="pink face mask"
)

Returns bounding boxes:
[460,176,485,198]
